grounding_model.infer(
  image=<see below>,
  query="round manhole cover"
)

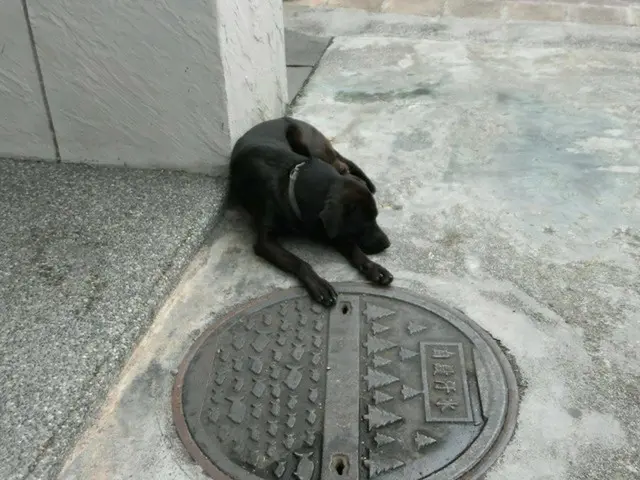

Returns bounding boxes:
[172,284,518,480]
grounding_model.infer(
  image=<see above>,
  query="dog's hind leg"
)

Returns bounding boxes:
[335,152,377,194]
[285,119,354,177]
[285,117,376,193]
[254,226,338,307]
[285,120,313,159]
[334,240,393,286]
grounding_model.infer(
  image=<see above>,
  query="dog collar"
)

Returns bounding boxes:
[288,162,304,220]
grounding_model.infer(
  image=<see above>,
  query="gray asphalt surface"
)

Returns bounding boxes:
[0,159,225,479]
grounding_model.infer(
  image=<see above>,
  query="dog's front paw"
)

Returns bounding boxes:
[304,275,338,307]
[361,262,393,286]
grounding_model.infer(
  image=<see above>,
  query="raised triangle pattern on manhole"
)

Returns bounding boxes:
[372,355,392,368]
[363,454,405,478]
[399,347,419,361]
[371,321,391,335]
[365,334,398,356]
[373,390,394,405]
[401,384,422,400]
[408,321,428,335]
[415,432,437,449]
[363,304,396,321]
[374,432,397,447]
[364,368,400,390]
[172,283,519,480]
[363,405,403,431]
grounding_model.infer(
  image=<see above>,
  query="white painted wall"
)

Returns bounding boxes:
[0,0,55,160]
[219,0,287,143]
[0,0,286,173]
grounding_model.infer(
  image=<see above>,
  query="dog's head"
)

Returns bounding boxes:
[319,176,390,254]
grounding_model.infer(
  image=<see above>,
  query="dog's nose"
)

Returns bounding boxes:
[375,235,391,253]
[360,231,390,255]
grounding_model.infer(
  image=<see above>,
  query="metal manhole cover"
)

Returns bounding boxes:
[172,283,518,480]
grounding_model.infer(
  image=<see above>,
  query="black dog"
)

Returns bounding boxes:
[229,116,393,307]
[282,117,377,194]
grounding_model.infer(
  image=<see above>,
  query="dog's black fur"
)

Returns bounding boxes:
[282,117,377,194]
[229,116,393,307]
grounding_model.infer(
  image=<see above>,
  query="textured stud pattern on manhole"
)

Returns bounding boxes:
[172,284,519,480]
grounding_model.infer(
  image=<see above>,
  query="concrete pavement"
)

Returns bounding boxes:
[57,6,640,480]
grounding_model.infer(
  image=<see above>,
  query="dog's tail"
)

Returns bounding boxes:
[284,117,312,159]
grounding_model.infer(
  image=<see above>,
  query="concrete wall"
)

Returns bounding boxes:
[0,0,287,174]
[0,1,55,160]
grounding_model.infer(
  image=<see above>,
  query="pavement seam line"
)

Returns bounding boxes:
[287,36,335,111]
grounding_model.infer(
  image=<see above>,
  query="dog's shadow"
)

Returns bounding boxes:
[218,207,354,274]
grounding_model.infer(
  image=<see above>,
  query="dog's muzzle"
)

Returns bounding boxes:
[357,225,391,255]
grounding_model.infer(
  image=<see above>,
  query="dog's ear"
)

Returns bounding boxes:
[319,183,345,239]
[285,120,312,159]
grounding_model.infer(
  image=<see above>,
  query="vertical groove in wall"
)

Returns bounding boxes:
[21,0,61,162]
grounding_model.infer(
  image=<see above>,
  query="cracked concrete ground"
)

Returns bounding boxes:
[23,7,640,480]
